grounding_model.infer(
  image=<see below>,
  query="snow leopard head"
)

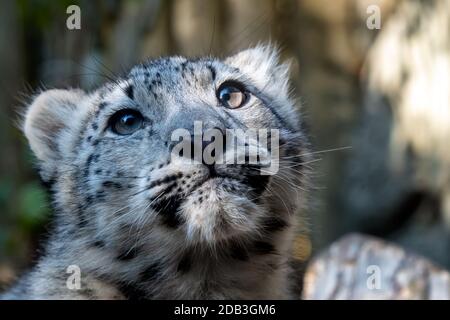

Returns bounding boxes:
[23,45,310,248]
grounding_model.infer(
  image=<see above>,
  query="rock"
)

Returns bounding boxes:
[302,233,450,299]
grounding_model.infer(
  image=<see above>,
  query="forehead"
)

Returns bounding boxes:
[128,57,227,90]
[98,56,242,108]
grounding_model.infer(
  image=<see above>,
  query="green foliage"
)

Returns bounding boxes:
[0,179,13,210]
[0,178,51,259]
[17,182,50,230]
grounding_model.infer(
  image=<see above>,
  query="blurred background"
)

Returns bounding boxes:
[0,0,449,290]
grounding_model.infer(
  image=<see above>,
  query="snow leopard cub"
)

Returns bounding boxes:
[3,46,310,299]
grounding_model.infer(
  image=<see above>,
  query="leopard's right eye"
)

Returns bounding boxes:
[108,109,144,135]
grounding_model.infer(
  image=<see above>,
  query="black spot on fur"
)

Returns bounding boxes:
[84,154,94,177]
[85,195,93,206]
[285,143,300,157]
[102,181,122,189]
[148,174,179,189]
[262,217,289,233]
[92,239,105,248]
[152,195,184,228]
[229,241,249,261]
[125,84,134,100]
[39,175,56,191]
[117,282,148,300]
[95,190,106,201]
[245,173,270,198]
[177,251,193,273]
[77,204,88,228]
[103,181,114,188]
[207,64,216,81]
[117,247,140,261]
[251,240,275,255]
[140,262,162,282]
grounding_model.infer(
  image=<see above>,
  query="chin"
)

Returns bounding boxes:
[181,179,263,244]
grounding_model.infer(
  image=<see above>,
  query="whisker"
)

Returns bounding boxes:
[281,158,322,169]
[281,146,352,159]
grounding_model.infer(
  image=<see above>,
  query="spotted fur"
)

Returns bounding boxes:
[2,45,311,299]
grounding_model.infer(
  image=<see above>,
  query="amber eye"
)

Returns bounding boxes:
[217,82,249,109]
[109,109,144,135]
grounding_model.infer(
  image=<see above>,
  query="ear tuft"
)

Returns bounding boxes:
[23,89,84,180]
[225,44,291,96]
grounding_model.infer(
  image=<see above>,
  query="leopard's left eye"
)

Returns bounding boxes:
[108,109,144,135]
[217,82,249,109]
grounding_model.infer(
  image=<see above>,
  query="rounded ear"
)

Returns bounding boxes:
[23,89,85,181]
[225,45,291,97]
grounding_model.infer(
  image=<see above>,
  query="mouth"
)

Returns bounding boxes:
[147,166,270,229]
[196,170,270,200]
[185,162,271,198]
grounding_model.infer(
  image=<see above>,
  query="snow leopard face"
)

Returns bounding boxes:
[23,46,309,250]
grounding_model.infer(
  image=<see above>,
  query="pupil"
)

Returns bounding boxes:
[222,91,230,101]
[217,85,246,108]
[110,109,143,135]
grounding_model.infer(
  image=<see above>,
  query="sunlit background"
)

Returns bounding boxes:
[0,0,449,290]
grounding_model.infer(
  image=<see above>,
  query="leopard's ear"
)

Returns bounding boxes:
[225,44,291,97]
[23,89,85,181]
